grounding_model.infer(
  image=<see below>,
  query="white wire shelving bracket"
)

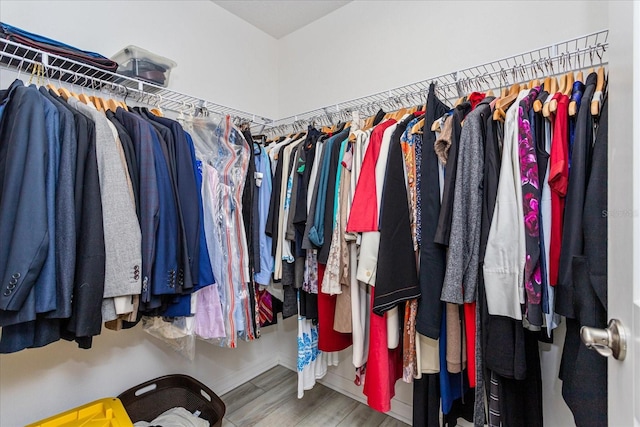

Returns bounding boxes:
[0,36,274,129]
[266,29,609,136]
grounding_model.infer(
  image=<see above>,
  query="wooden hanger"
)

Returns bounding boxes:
[533,98,543,113]
[562,71,574,96]
[453,96,466,107]
[363,114,376,131]
[57,86,73,101]
[393,107,409,121]
[548,96,559,115]
[493,83,521,120]
[568,95,579,117]
[78,90,92,105]
[105,98,120,112]
[541,77,559,117]
[493,107,507,122]
[567,70,585,116]
[431,116,443,132]
[486,89,495,97]
[533,77,549,113]
[550,76,559,94]
[90,96,105,112]
[591,66,605,116]
[411,117,425,134]
[549,72,573,115]
[557,74,566,94]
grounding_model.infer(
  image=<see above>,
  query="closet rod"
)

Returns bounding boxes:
[267,29,608,135]
[0,37,274,128]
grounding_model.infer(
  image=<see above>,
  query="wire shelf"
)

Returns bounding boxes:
[0,36,274,128]
[0,29,609,137]
[267,29,609,135]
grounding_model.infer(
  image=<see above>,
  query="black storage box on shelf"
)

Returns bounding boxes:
[117,374,225,427]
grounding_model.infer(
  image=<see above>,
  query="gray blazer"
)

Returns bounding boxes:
[441,99,493,304]
[70,99,142,321]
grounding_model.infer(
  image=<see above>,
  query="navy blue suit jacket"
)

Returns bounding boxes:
[0,82,49,314]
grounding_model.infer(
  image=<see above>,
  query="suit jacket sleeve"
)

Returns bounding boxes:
[0,86,49,312]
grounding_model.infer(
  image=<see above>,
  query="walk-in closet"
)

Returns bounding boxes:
[0,2,637,427]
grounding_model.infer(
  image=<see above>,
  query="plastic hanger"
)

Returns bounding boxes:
[150,94,164,117]
[591,66,605,116]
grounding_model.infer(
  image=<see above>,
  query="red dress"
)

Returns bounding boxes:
[548,94,569,286]
[317,263,352,352]
[363,289,403,412]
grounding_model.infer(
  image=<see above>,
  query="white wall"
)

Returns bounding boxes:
[278,0,609,117]
[276,1,610,425]
[0,0,280,118]
[0,2,283,426]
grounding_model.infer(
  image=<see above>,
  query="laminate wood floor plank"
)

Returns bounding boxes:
[221,367,408,427]
[377,415,411,427]
[250,365,295,390]
[252,383,335,427]
[221,381,265,415]
[296,388,360,427]
[336,402,389,427]
[226,374,298,426]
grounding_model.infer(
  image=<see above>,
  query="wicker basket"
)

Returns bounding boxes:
[117,375,225,427]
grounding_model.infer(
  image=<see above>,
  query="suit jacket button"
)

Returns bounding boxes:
[3,290,10,296]
[9,278,17,285]
[12,273,20,279]
[7,283,16,290]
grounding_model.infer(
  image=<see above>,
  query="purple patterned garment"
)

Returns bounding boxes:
[518,88,543,318]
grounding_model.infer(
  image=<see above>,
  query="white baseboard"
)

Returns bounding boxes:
[278,352,412,425]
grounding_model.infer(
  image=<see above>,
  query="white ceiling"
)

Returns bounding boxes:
[211,1,352,39]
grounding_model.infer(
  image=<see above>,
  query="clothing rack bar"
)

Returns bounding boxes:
[266,29,608,136]
[0,37,274,128]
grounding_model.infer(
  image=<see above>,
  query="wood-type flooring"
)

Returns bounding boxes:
[220,365,409,427]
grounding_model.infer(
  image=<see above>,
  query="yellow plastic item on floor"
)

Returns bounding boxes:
[26,398,133,427]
